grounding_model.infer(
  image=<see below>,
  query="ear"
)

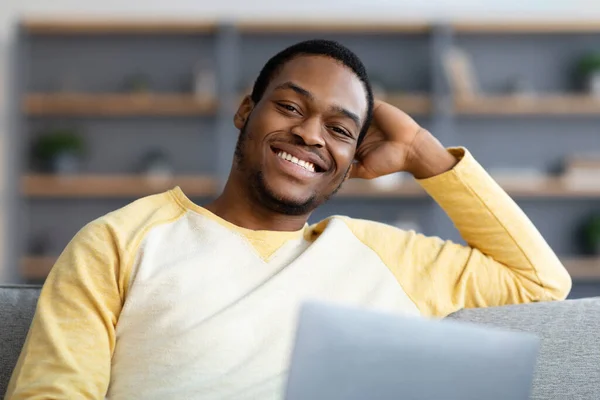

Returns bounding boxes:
[234,95,255,130]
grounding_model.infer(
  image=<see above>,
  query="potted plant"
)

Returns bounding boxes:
[576,53,600,96]
[581,213,600,255]
[31,128,86,174]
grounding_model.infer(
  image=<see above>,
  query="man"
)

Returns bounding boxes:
[6,39,571,399]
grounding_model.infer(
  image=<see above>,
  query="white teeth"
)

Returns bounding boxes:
[276,150,316,173]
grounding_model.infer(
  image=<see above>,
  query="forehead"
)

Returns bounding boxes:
[266,55,368,119]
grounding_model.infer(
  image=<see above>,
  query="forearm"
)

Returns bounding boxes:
[416,147,572,301]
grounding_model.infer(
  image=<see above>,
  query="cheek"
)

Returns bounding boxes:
[330,143,356,172]
[251,105,290,134]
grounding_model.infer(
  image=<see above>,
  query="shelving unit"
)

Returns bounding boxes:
[21,174,600,199]
[236,21,431,34]
[8,19,600,298]
[454,95,600,116]
[22,175,217,198]
[383,93,432,115]
[24,93,218,116]
[452,21,600,34]
[21,19,219,34]
[21,256,55,280]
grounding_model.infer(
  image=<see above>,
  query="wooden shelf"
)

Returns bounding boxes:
[563,258,600,280]
[383,93,432,115]
[24,93,218,116]
[335,176,600,199]
[22,175,218,198]
[496,176,600,198]
[21,175,600,199]
[453,21,600,34]
[21,256,56,280]
[336,179,426,198]
[22,19,218,34]
[21,19,600,36]
[236,21,430,34]
[454,95,600,116]
[20,255,600,281]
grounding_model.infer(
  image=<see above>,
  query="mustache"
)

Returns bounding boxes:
[277,136,330,169]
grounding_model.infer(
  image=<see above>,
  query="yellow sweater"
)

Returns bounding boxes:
[5,148,571,400]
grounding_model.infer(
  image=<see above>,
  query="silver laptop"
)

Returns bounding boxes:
[284,301,540,400]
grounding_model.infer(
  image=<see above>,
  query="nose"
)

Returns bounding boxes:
[292,116,325,148]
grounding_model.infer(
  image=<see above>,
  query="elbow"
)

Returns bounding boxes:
[544,261,573,301]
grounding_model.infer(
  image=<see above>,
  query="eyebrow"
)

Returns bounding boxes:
[274,81,362,129]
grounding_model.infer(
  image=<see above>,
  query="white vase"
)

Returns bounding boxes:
[587,71,600,97]
[53,152,80,175]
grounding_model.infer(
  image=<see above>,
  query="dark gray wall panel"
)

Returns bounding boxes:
[239,33,432,92]
[24,196,215,256]
[27,117,217,174]
[455,118,600,173]
[26,34,216,93]
[455,33,600,93]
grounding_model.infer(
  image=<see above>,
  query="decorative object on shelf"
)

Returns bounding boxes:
[369,171,409,191]
[442,47,479,98]
[576,53,600,96]
[506,75,536,98]
[193,61,217,99]
[580,213,600,255]
[28,231,52,256]
[123,73,152,93]
[31,127,86,174]
[139,149,174,187]
[488,167,547,187]
[563,152,600,189]
[388,215,422,234]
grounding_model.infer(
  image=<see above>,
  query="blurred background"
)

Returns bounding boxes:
[0,1,600,298]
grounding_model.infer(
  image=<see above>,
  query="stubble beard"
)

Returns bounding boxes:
[233,122,347,216]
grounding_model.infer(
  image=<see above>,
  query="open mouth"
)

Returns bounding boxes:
[271,147,325,173]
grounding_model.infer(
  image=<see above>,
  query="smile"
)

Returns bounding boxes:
[276,151,316,173]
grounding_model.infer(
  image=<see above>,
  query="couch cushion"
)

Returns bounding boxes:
[448,298,600,400]
[0,285,42,398]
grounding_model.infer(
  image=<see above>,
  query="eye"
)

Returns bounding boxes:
[278,103,300,114]
[329,125,352,138]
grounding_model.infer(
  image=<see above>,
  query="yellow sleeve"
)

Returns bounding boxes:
[343,147,572,318]
[5,189,185,399]
[5,220,124,399]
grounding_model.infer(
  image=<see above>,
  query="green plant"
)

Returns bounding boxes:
[582,214,600,255]
[577,53,600,79]
[32,128,85,166]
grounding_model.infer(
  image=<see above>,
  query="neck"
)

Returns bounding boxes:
[204,178,309,232]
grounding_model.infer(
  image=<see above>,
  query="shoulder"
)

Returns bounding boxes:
[73,187,186,254]
[307,215,415,246]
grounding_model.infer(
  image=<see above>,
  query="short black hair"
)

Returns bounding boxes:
[250,39,374,146]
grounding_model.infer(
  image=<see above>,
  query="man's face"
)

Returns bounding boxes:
[233,55,368,215]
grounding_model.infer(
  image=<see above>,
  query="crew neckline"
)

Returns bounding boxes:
[170,186,307,241]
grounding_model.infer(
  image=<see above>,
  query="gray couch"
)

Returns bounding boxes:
[1,285,599,399]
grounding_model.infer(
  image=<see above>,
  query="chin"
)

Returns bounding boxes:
[267,185,316,207]
[254,173,320,215]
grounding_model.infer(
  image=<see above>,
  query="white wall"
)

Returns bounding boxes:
[3,0,600,37]
[1,0,600,281]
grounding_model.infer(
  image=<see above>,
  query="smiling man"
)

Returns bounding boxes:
[6,40,571,400]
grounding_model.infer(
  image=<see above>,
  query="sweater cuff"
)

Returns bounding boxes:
[415,147,500,202]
